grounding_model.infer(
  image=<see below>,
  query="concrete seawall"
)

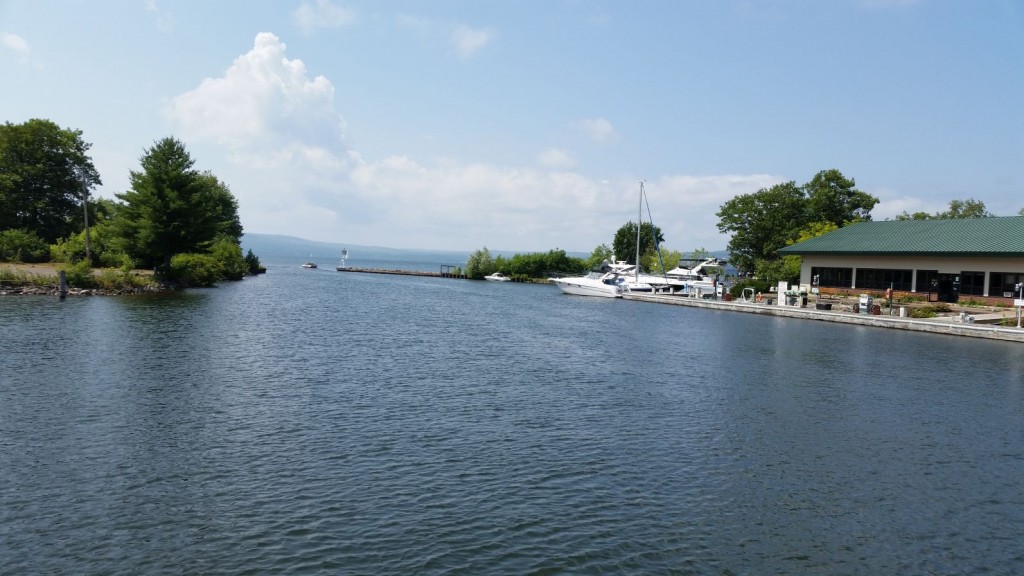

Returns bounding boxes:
[625,293,1024,343]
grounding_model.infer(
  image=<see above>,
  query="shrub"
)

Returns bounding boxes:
[0,229,49,263]
[730,278,773,298]
[244,249,265,274]
[208,238,247,281]
[93,268,155,291]
[166,253,221,287]
[61,259,95,288]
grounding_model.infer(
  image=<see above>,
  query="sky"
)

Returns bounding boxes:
[2,0,1022,254]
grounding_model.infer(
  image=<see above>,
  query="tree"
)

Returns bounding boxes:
[586,244,613,270]
[113,137,243,269]
[803,169,877,227]
[716,181,806,275]
[0,119,101,244]
[896,198,992,220]
[465,247,494,279]
[612,221,664,270]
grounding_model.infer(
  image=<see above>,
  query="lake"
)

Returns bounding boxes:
[2,260,1023,574]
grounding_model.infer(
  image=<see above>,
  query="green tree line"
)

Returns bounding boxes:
[0,119,263,287]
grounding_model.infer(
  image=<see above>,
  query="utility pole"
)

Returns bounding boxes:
[80,171,91,264]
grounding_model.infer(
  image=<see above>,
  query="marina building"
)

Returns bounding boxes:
[778,217,1024,303]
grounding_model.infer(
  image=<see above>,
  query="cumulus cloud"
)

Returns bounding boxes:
[166,32,347,167]
[162,32,776,252]
[2,33,31,65]
[452,25,495,58]
[293,0,356,34]
[580,117,619,144]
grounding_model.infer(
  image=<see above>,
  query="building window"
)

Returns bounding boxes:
[917,270,938,293]
[991,272,1024,297]
[811,267,852,288]
[958,271,985,296]
[855,268,913,291]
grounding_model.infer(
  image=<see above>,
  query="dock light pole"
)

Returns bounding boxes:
[1016,283,1023,328]
[79,170,92,264]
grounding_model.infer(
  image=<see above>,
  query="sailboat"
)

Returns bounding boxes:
[336,248,349,271]
[614,181,666,293]
[550,181,663,298]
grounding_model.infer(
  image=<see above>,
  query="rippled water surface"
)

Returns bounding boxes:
[3,263,1024,574]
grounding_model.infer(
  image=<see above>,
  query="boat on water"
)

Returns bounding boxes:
[611,181,664,294]
[484,272,511,282]
[662,257,726,296]
[549,262,626,298]
[301,261,317,269]
[606,260,664,293]
[336,248,348,271]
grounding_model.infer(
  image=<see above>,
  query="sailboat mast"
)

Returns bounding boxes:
[635,181,643,281]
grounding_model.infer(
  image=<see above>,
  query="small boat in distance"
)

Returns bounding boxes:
[336,248,348,271]
[484,272,511,282]
[301,261,317,269]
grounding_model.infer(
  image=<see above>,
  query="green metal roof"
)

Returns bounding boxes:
[778,217,1024,257]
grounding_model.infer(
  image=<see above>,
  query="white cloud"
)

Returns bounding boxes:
[538,148,575,170]
[166,32,347,165]
[397,15,495,59]
[452,25,495,58]
[580,117,619,144]
[145,0,175,33]
[649,174,782,252]
[2,33,31,65]
[292,0,356,35]
[162,32,777,253]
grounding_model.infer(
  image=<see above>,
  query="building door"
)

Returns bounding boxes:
[936,273,960,303]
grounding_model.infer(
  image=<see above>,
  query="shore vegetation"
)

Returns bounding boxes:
[0,119,264,290]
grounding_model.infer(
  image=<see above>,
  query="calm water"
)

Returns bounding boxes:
[2,262,1024,575]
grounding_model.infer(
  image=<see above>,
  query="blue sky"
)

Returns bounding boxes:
[2,0,1021,253]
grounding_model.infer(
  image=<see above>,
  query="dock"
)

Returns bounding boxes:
[624,293,1024,343]
[336,266,465,279]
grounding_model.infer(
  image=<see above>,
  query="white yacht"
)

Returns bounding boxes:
[549,265,626,298]
[484,272,511,282]
[606,260,665,293]
[663,257,725,296]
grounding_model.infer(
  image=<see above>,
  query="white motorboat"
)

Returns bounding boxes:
[606,260,666,293]
[550,264,626,298]
[301,261,317,269]
[484,272,511,282]
[663,257,725,296]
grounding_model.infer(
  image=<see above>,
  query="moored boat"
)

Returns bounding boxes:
[484,272,511,282]
[549,263,626,298]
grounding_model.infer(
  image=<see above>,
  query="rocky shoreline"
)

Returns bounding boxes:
[0,283,171,297]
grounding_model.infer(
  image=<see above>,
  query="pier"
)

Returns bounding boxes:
[336,266,466,279]
[625,292,1024,343]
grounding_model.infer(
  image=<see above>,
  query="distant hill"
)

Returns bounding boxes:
[240,233,473,267]
[240,232,725,270]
